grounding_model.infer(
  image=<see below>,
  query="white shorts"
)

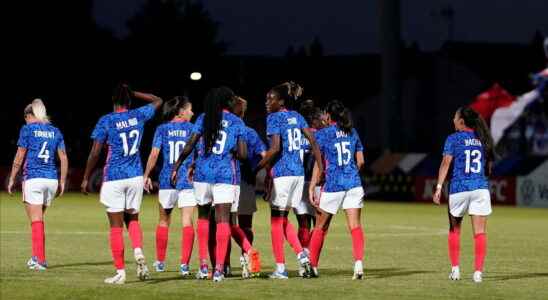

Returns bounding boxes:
[319,186,364,215]
[100,176,144,213]
[23,178,58,206]
[159,189,196,209]
[194,182,238,206]
[293,182,318,215]
[448,189,492,217]
[237,181,257,215]
[271,176,305,209]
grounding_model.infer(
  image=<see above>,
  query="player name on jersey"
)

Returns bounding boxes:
[168,130,189,137]
[336,130,348,138]
[464,138,482,146]
[115,118,138,130]
[33,130,55,139]
[287,117,298,125]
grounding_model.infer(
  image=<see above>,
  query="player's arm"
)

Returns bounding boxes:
[143,148,160,193]
[7,147,27,195]
[235,137,248,161]
[308,161,321,207]
[132,91,163,110]
[303,128,324,176]
[171,133,200,186]
[355,151,365,173]
[57,148,68,197]
[433,155,453,205]
[81,141,103,195]
[254,134,280,173]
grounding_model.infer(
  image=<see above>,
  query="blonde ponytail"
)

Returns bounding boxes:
[28,98,50,123]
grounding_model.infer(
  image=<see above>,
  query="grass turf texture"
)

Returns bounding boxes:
[1,192,547,300]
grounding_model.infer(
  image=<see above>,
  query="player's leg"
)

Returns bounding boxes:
[124,212,150,280]
[447,191,468,280]
[342,187,366,280]
[344,208,364,280]
[448,209,463,280]
[176,189,196,276]
[238,214,254,245]
[471,215,487,283]
[468,189,491,283]
[154,205,172,272]
[269,176,292,279]
[24,203,47,269]
[105,211,126,284]
[308,208,333,277]
[212,203,232,282]
[194,182,213,279]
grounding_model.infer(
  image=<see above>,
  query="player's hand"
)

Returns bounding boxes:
[57,180,65,197]
[7,177,15,195]
[81,179,89,195]
[263,174,273,202]
[433,188,441,205]
[144,177,153,193]
[170,170,178,187]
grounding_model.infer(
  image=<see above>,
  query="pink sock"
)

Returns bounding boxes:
[109,227,125,269]
[231,225,252,253]
[474,233,487,272]
[31,221,45,263]
[350,227,365,261]
[181,226,194,265]
[271,217,285,264]
[215,223,231,271]
[155,225,169,262]
[197,219,209,264]
[308,229,326,267]
[127,220,143,249]
[448,229,460,267]
[298,227,311,249]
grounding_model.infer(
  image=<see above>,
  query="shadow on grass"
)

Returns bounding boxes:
[48,261,114,269]
[318,267,434,279]
[488,272,548,281]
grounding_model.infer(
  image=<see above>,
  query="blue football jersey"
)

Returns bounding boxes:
[91,104,155,182]
[443,131,489,194]
[192,111,246,184]
[17,123,65,180]
[316,125,363,192]
[152,121,195,190]
[267,110,309,178]
[244,126,267,171]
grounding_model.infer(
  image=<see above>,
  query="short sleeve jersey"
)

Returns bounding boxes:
[442,131,489,194]
[300,128,317,181]
[152,120,195,190]
[192,111,246,184]
[315,125,364,192]
[17,123,65,180]
[266,110,308,178]
[244,126,267,171]
[91,104,155,182]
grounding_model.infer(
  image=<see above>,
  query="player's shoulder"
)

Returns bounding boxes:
[446,131,465,142]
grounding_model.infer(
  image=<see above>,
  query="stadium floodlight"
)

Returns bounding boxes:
[190,72,202,81]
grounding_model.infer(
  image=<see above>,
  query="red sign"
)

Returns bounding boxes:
[414,176,516,205]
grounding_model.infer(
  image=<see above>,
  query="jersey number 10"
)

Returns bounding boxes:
[168,141,186,164]
[464,149,482,174]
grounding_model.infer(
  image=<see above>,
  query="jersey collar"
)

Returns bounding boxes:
[171,117,188,123]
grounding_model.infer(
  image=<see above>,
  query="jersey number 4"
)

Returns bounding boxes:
[120,130,140,157]
[38,142,50,163]
[464,149,482,174]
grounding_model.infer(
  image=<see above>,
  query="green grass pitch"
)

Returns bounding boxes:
[1,192,547,299]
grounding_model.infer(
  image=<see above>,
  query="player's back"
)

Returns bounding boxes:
[92,104,155,181]
[193,111,245,184]
[316,125,363,192]
[444,131,488,194]
[155,121,195,189]
[19,123,64,180]
[267,110,308,178]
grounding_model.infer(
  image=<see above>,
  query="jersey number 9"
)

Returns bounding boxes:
[212,131,227,155]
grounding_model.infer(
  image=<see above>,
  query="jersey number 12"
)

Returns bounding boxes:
[120,130,140,157]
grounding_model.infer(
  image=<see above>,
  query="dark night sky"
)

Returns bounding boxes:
[94,0,548,55]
